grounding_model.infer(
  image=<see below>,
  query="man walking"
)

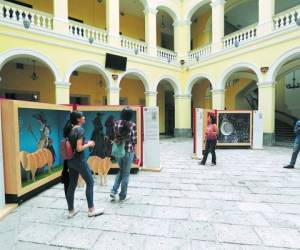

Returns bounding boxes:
[284,120,300,169]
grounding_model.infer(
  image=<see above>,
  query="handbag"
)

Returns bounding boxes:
[111,141,125,158]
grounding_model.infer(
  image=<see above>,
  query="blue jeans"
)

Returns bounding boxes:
[66,158,94,210]
[290,140,300,166]
[111,152,134,200]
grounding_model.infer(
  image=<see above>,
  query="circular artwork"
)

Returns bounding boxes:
[220,121,234,136]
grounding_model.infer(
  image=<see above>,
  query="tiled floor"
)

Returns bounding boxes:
[1,139,300,249]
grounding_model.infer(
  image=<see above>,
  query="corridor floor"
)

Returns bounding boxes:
[1,139,300,249]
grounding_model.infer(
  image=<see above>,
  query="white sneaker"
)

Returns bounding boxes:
[68,209,80,219]
[119,195,131,202]
[110,192,116,201]
[88,208,104,217]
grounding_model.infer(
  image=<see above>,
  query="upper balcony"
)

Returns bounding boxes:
[0,0,300,67]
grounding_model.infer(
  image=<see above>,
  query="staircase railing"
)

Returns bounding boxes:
[275,110,298,127]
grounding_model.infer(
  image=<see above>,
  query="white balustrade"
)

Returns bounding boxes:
[121,36,147,55]
[157,47,177,63]
[0,1,53,30]
[188,45,211,62]
[223,24,257,48]
[69,21,108,44]
[274,5,300,30]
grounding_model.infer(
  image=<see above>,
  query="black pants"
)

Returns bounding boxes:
[66,158,94,210]
[201,139,217,164]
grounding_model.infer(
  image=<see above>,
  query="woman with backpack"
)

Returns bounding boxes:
[199,114,218,166]
[63,111,104,218]
[110,107,137,202]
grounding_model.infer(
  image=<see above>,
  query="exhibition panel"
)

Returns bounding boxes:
[1,100,72,203]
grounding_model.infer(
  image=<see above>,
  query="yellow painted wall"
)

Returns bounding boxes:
[1,63,55,103]
[191,80,212,109]
[191,11,212,49]
[120,14,145,41]
[70,72,106,105]
[225,79,253,110]
[20,0,53,13]
[69,0,106,29]
[120,78,145,105]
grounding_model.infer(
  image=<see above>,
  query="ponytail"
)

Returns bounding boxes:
[63,119,73,138]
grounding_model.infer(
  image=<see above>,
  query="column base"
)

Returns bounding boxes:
[263,133,275,146]
[174,129,192,138]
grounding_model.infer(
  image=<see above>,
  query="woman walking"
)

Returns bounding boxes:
[110,107,137,202]
[199,115,218,166]
[63,111,104,218]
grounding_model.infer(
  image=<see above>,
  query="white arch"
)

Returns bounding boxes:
[184,0,211,21]
[64,60,112,88]
[217,62,263,90]
[185,73,213,95]
[0,48,62,82]
[268,46,300,82]
[154,75,181,95]
[155,3,179,22]
[118,69,150,92]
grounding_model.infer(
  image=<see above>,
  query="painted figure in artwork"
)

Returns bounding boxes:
[33,112,50,149]
[89,113,105,158]
[104,115,115,159]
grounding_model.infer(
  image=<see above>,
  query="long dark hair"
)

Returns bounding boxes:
[119,107,133,139]
[63,111,84,138]
[210,115,217,125]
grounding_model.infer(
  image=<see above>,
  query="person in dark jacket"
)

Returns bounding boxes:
[284,120,300,169]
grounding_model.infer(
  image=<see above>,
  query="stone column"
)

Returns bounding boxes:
[55,82,70,104]
[211,0,225,53]
[212,89,225,110]
[258,82,276,146]
[174,20,191,61]
[145,91,157,107]
[53,0,69,34]
[144,7,157,57]
[107,87,120,105]
[106,0,120,47]
[174,95,192,137]
[258,0,275,36]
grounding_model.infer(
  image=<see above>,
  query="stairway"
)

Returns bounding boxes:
[275,119,294,143]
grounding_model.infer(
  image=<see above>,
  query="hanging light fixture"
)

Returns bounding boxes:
[30,60,38,81]
[160,15,166,29]
[286,71,300,90]
[97,75,104,88]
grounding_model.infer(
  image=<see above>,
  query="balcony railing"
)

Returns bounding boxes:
[0,1,53,30]
[157,47,177,63]
[69,21,107,44]
[223,24,257,48]
[188,45,211,63]
[121,36,147,55]
[274,5,300,30]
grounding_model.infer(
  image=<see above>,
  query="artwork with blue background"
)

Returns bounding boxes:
[80,110,137,161]
[18,108,70,186]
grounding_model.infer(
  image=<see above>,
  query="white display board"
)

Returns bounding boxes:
[195,108,204,159]
[0,108,5,209]
[252,110,264,149]
[143,107,161,171]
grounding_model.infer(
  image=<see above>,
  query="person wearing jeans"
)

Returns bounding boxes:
[63,111,104,218]
[199,115,218,166]
[284,120,300,169]
[110,107,137,202]
[111,152,134,200]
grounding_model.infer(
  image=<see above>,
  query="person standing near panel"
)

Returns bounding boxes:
[284,120,300,169]
[199,115,218,166]
[110,107,137,202]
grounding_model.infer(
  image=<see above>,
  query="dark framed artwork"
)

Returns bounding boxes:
[217,111,253,146]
